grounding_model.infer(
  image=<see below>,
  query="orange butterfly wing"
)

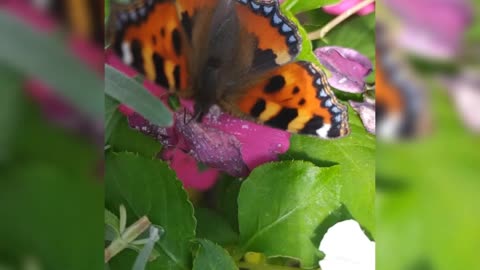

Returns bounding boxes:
[110,0,188,91]
[376,58,404,114]
[235,0,301,70]
[236,61,349,138]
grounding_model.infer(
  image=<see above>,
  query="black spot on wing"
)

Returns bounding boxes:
[292,86,300,94]
[172,28,182,56]
[265,108,298,130]
[298,98,306,106]
[252,48,277,72]
[264,75,286,94]
[160,28,166,37]
[152,35,157,45]
[173,65,181,89]
[152,53,170,88]
[300,115,324,135]
[250,99,266,118]
[327,126,341,138]
[180,12,193,40]
[131,39,145,74]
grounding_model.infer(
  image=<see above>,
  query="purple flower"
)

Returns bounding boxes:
[315,46,373,93]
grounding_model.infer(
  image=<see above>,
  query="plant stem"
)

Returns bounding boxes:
[104,216,151,263]
[308,0,375,40]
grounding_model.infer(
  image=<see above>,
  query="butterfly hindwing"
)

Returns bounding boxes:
[234,61,349,138]
[110,0,189,91]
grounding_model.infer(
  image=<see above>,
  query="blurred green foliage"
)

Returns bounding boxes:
[0,88,102,269]
[377,90,480,269]
[0,11,103,120]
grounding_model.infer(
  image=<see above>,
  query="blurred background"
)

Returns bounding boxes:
[0,0,103,269]
[376,0,480,269]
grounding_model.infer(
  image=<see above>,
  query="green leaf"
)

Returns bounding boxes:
[280,9,323,69]
[238,161,343,268]
[105,65,173,127]
[212,176,242,232]
[282,0,340,14]
[192,239,238,270]
[0,65,22,163]
[281,106,375,236]
[105,95,122,143]
[9,100,98,177]
[195,208,238,246]
[105,208,121,240]
[0,11,103,120]
[105,152,195,270]
[107,116,162,158]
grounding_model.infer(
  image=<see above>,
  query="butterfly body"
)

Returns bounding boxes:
[109,0,349,138]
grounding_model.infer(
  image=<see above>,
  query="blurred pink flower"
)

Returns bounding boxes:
[323,0,375,16]
[315,46,373,93]
[0,0,56,32]
[384,0,473,59]
[445,70,480,133]
[106,53,291,189]
[6,1,104,144]
[25,79,103,144]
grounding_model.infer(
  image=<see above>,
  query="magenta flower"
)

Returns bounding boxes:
[315,46,373,93]
[106,53,291,189]
[323,0,375,16]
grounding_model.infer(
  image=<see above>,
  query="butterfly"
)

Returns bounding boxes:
[108,0,349,139]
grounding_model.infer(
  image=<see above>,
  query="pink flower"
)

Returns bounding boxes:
[383,0,472,59]
[444,70,480,133]
[349,98,375,134]
[106,53,291,189]
[314,46,373,93]
[323,0,375,16]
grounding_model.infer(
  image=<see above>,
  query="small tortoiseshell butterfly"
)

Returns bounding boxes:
[108,0,349,139]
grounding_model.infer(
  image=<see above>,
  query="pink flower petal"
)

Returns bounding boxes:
[349,98,375,134]
[315,46,373,93]
[163,149,220,190]
[384,0,472,59]
[445,71,480,133]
